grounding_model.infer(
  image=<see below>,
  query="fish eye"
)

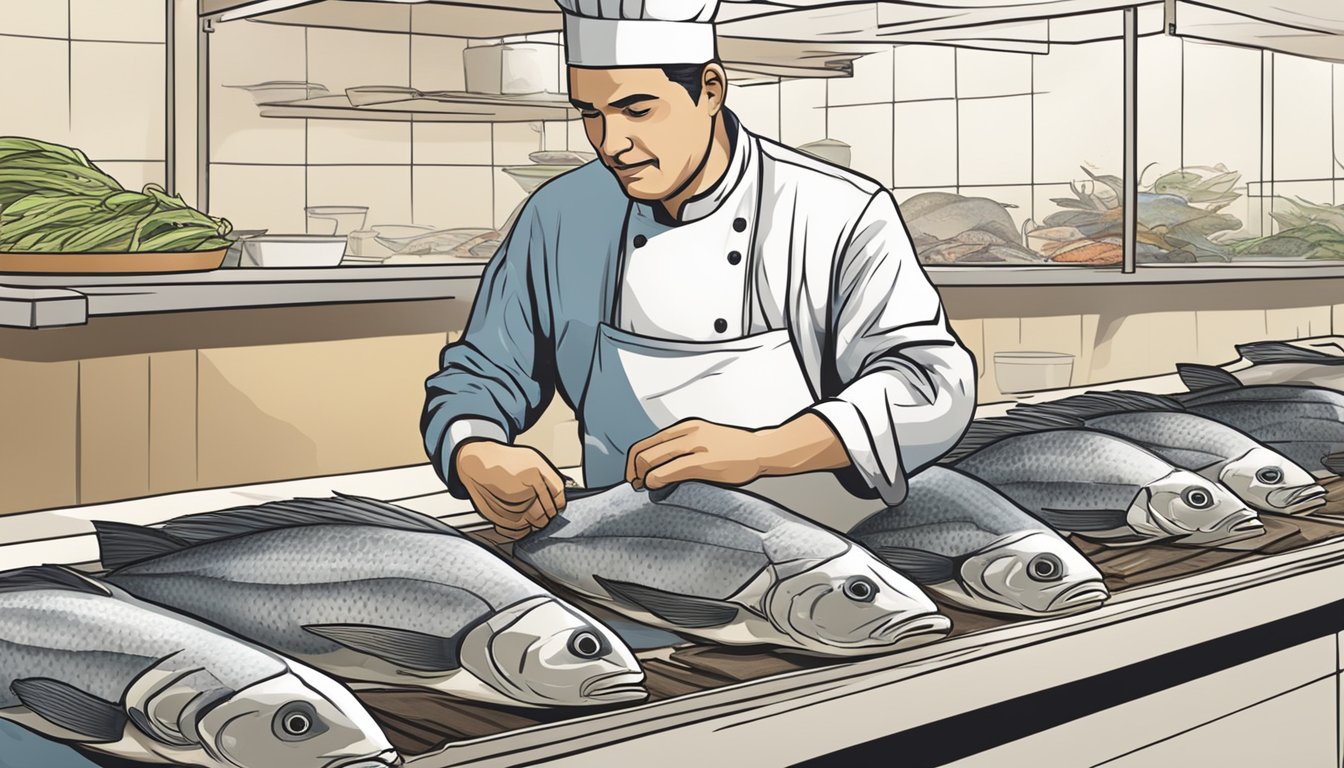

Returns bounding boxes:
[843,576,877,602]
[1256,467,1284,485]
[1182,487,1214,509]
[272,702,324,741]
[568,630,606,659]
[1026,553,1064,582]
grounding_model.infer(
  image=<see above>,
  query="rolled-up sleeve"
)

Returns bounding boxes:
[809,191,977,505]
[421,203,555,498]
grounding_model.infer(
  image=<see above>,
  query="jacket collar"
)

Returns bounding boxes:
[635,109,749,227]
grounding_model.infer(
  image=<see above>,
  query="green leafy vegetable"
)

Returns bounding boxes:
[0,136,232,253]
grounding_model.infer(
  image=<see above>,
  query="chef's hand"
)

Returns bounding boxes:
[626,419,768,491]
[455,440,566,540]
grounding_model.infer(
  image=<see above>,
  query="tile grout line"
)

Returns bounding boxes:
[409,29,415,224]
[74,360,81,506]
[66,0,72,132]
[146,355,152,492]
[304,27,310,231]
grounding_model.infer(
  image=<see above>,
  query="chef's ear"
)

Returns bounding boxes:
[701,62,727,116]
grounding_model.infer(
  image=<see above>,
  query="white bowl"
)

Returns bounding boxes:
[994,351,1075,394]
[240,236,347,268]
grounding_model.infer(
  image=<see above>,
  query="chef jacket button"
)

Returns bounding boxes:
[733,218,747,232]
[633,234,647,248]
[727,250,742,265]
[714,318,728,334]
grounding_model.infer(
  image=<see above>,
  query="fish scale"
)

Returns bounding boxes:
[1085,412,1252,472]
[0,586,281,711]
[518,483,844,598]
[851,467,1047,552]
[959,429,1174,486]
[107,526,541,657]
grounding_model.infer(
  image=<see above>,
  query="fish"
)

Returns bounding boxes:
[0,564,397,768]
[847,467,1109,617]
[512,482,952,657]
[948,428,1262,546]
[957,395,1327,515]
[1175,365,1344,475]
[95,494,646,709]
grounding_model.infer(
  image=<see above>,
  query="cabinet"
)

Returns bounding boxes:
[947,635,1341,767]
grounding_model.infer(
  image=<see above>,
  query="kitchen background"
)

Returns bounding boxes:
[4,0,1344,517]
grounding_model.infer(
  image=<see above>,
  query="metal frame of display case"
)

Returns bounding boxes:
[192,0,1344,275]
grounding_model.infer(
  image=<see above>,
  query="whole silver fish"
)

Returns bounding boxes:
[0,565,396,768]
[951,429,1262,546]
[513,482,952,657]
[964,394,1328,515]
[847,467,1109,617]
[97,495,646,709]
[1175,366,1344,475]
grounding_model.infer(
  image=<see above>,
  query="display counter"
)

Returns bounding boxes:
[4,461,1344,767]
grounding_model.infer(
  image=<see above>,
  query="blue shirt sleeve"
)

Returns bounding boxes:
[421,202,556,499]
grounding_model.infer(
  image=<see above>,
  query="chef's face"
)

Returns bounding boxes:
[569,64,725,201]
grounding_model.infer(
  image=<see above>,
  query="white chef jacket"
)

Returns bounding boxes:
[423,111,978,505]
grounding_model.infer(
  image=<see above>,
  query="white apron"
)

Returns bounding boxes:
[578,136,887,532]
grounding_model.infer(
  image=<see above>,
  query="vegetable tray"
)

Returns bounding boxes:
[0,246,227,274]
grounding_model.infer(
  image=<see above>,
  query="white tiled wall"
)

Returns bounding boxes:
[37,8,1319,242]
[754,34,1344,244]
[207,23,576,233]
[0,0,166,191]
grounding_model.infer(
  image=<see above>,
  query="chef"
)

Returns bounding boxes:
[421,0,976,539]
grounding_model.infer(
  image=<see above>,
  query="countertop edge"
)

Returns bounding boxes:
[5,262,1344,329]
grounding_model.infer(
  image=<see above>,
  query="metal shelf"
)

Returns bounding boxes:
[257,93,577,123]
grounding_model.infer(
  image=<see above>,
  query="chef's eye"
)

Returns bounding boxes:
[843,576,876,602]
[1182,487,1213,509]
[1027,553,1064,582]
[581,110,601,119]
[568,630,607,659]
[272,702,326,741]
[625,107,651,118]
[1256,467,1284,485]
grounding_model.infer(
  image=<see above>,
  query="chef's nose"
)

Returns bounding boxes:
[601,120,635,160]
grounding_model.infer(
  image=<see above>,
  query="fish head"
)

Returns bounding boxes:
[958,531,1109,616]
[1218,447,1327,515]
[196,661,398,768]
[766,546,950,655]
[460,596,646,707]
[1134,469,1264,545]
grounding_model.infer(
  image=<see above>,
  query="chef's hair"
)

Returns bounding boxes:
[661,61,722,103]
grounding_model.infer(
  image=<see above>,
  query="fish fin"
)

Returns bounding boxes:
[865,546,957,584]
[0,565,110,597]
[94,521,192,569]
[1177,363,1242,393]
[302,624,460,672]
[942,413,1076,464]
[1322,452,1344,476]
[162,494,458,543]
[593,576,739,629]
[1007,390,1184,421]
[1036,507,1127,533]
[1237,341,1339,365]
[10,678,128,743]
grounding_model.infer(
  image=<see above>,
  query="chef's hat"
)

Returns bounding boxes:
[556,0,720,67]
